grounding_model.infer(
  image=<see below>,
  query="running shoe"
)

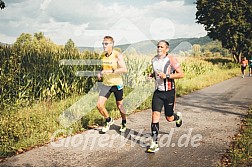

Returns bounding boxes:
[147,140,159,153]
[176,112,182,127]
[119,123,127,133]
[101,118,114,133]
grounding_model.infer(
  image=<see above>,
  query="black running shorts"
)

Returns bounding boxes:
[241,66,246,72]
[99,84,123,101]
[152,89,175,117]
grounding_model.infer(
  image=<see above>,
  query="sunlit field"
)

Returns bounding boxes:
[0,46,240,157]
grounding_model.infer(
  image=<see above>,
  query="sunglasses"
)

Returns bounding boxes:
[102,42,113,46]
[157,46,165,48]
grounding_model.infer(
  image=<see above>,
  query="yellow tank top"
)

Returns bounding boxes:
[101,50,123,86]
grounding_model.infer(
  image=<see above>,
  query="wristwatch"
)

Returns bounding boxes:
[166,74,170,79]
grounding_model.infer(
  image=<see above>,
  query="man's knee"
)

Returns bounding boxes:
[117,103,123,110]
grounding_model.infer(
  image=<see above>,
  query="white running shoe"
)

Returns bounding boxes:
[101,118,114,133]
[147,140,159,153]
[176,112,183,127]
[119,123,127,133]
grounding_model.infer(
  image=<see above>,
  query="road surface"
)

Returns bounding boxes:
[1,76,252,167]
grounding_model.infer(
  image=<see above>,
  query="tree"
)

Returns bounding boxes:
[195,0,252,62]
[64,39,79,54]
[13,33,33,50]
[65,39,75,50]
[0,0,5,9]
[34,32,45,41]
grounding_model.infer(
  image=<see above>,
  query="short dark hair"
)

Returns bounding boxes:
[104,36,114,44]
[157,40,169,47]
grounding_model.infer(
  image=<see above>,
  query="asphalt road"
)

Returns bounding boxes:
[1,76,252,167]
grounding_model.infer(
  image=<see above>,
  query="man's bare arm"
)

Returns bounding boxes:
[115,53,127,74]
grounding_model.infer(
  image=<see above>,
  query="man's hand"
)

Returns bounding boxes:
[157,71,166,79]
[148,73,153,79]
[97,72,102,80]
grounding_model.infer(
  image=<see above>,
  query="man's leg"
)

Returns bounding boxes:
[116,100,126,119]
[164,91,182,127]
[241,67,245,78]
[150,91,163,142]
[147,91,162,153]
[151,111,160,142]
[147,111,160,153]
[116,100,127,132]
[97,87,114,133]
[165,112,182,127]
[97,96,109,118]
[114,87,127,132]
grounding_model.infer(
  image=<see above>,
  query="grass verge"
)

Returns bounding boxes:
[220,107,252,166]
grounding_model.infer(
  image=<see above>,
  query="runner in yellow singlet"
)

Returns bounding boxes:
[97,36,128,133]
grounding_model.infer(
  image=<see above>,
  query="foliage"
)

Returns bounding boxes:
[221,108,252,166]
[64,39,79,54]
[176,56,239,96]
[201,40,229,56]
[195,0,252,62]
[0,33,100,109]
[0,0,5,10]
[123,54,152,87]
[0,96,82,157]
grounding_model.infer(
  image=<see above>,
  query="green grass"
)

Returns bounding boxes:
[0,95,83,157]
[176,57,240,96]
[0,56,241,158]
[220,107,252,166]
[176,68,239,96]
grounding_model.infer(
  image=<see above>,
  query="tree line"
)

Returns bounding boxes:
[196,0,252,62]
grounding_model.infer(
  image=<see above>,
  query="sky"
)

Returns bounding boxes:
[0,0,207,47]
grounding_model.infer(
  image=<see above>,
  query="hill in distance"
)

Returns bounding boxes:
[78,36,212,55]
[0,42,8,46]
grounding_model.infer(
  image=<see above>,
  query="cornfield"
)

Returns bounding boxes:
[0,35,100,110]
